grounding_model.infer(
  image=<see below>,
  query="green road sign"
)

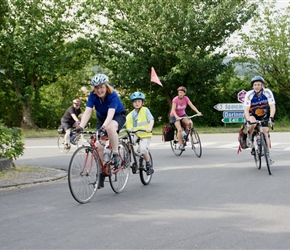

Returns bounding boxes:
[222,118,245,123]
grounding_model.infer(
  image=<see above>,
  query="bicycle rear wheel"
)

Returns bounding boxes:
[190,128,202,157]
[57,135,70,153]
[139,152,153,185]
[170,129,183,156]
[68,146,100,203]
[109,141,130,193]
[261,133,271,175]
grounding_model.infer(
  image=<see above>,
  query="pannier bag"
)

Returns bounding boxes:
[162,124,175,141]
[237,124,248,153]
[58,125,65,134]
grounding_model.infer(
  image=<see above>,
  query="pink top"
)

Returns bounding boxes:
[170,96,190,117]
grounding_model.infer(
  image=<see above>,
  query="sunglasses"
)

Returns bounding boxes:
[74,103,80,106]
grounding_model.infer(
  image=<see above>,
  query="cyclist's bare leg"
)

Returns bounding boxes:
[261,126,270,150]
[182,118,191,132]
[248,116,257,137]
[106,120,119,153]
[174,120,183,145]
[64,128,71,144]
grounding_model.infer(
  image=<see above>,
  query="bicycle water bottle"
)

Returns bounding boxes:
[103,147,111,163]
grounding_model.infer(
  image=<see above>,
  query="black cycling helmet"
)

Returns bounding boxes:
[251,76,264,86]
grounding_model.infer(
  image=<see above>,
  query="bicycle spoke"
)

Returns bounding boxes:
[68,146,100,203]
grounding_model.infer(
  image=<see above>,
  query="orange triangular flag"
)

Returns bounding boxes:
[151,67,163,87]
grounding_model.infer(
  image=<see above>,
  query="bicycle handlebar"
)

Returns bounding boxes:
[176,114,203,121]
[247,119,274,130]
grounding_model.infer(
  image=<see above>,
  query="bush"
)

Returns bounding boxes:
[0,123,24,160]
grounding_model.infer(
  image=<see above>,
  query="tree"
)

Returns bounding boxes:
[0,0,95,128]
[232,0,290,119]
[86,0,259,125]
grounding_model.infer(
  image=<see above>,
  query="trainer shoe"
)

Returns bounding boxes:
[70,135,77,145]
[146,162,154,175]
[111,153,121,167]
[246,136,253,148]
[178,144,185,151]
[267,154,274,165]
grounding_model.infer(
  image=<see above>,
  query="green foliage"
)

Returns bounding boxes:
[233,0,290,122]
[0,123,24,160]
[87,0,258,125]
[0,0,96,128]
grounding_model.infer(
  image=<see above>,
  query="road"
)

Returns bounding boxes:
[1,133,290,249]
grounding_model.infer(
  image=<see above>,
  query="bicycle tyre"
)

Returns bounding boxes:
[109,141,130,193]
[254,134,262,169]
[170,129,183,156]
[57,135,70,153]
[139,152,153,185]
[68,146,100,204]
[190,128,202,157]
[261,133,271,175]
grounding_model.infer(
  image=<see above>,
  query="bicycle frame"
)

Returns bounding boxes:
[249,118,273,175]
[119,129,153,185]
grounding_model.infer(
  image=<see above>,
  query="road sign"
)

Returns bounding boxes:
[214,103,244,111]
[237,90,247,103]
[223,111,244,118]
[222,118,245,123]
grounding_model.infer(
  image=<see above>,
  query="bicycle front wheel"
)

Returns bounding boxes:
[57,135,70,153]
[139,152,153,185]
[68,146,100,204]
[261,133,271,175]
[170,129,183,156]
[190,128,202,157]
[254,135,262,169]
[109,141,130,193]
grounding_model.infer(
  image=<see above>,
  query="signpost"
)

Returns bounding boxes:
[222,118,245,123]
[237,90,247,103]
[223,111,244,118]
[214,90,247,124]
[214,103,244,111]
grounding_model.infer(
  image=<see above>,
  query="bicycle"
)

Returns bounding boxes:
[248,119,273,175]
[68,130,130,204]
[57,124,90,153]
[170,114,202,157]
[119,129,153,185]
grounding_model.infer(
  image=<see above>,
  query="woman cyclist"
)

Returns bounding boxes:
[76,74,126,166]
[170,86,202,151]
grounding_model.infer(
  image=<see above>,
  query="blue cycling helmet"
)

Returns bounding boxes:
[130,92,145,101]
[91,74,109,86]
[251,76,264,86]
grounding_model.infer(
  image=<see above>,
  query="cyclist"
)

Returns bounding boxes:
[76,73,126,166]
[60,99,83,148]
[170,86,202,151]
[244,76,276,164]
[126,92,154,175]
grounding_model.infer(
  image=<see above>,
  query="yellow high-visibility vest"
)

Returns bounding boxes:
[126,107,152,138]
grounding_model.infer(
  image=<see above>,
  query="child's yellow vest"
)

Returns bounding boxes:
[126,107,152,138]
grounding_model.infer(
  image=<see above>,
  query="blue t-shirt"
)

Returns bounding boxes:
[86,91,125,120]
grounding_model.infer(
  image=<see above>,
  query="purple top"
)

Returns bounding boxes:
[170,96,190,116]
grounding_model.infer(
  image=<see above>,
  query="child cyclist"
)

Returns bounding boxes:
[126,92,154,175]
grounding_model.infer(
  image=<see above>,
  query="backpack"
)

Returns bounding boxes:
[162,124,175,142]
[57,125,65,134]
[237,124,248,153]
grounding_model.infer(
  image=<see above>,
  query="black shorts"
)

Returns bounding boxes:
[250,114,268,127]
[97,111,126,132]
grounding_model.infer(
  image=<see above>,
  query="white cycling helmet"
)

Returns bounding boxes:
[91,74,109,86]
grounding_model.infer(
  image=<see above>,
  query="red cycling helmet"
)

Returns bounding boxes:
[73,99,81,104]
[177,86,187,93]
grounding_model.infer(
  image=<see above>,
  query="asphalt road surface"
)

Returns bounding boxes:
[1,132,290,249]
